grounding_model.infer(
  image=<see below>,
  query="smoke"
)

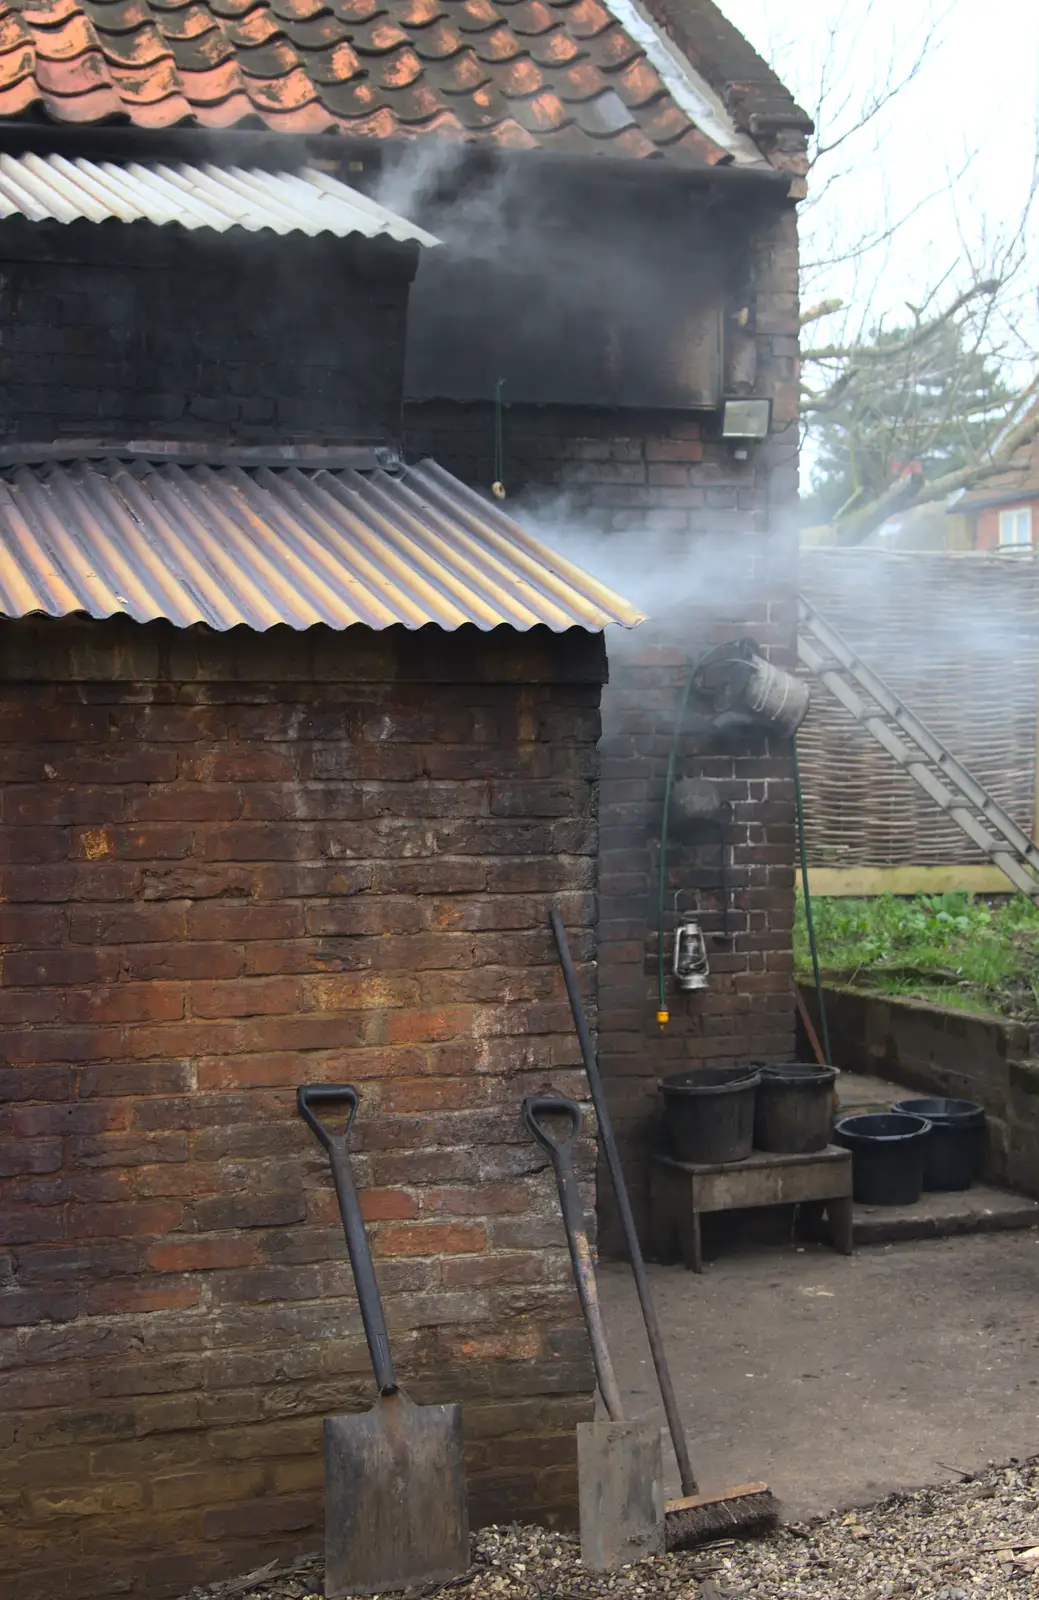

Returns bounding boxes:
[373,140,530,262]
[374,133,742,414]
[513,487,795,651]
[372,140,470,231]
[373,152,790,645]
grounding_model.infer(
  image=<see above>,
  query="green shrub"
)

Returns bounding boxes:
[795,890,1039,1021]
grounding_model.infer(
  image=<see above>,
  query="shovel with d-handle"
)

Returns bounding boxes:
[297,1084,469,1598]
[522,1094,664,1570]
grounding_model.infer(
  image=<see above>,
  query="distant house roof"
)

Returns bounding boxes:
[958,425,1039,514]
[0,0,810,166]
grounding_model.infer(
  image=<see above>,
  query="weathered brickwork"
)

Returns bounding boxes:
[406,202,802,1247]
[0,221,415,444]
[0,617,603,1600]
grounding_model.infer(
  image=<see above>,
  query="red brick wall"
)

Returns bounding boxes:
[405,201,801,1248]
[0,616,604,1600]
[971,499,1037,550]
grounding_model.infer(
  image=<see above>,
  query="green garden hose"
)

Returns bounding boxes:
[655,656,831,1068]
[794,735,832,1063]
[656,643,733,1025]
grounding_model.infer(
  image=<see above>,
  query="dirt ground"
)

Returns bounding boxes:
[599,1229,1039,1521]
[183,1460,1039,1599]
[179,1230,1039,1600]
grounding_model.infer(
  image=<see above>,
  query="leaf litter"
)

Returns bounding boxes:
[178,1456,1039,1599]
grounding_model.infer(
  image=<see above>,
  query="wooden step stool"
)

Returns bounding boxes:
[650,1145,854,1273]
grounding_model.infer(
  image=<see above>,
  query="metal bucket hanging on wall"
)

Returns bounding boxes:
[700,640,810,738]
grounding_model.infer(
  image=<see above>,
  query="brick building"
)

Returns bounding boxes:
[0,0,808,1594]
[959,422,1039,551]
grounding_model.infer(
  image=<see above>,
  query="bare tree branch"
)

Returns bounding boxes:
[800,298,844,329]
[823,381,1039,546]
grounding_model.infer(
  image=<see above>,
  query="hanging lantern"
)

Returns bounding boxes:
[673,921,710,991]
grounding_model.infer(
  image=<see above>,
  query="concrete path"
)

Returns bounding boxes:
[599,1229,1039,1521]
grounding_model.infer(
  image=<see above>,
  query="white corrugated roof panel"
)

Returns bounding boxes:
[0,152,440,245]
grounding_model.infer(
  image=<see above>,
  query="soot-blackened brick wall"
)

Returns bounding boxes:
[0,616,603,1600]
[0,219,415,445]
[406,199,801,1249]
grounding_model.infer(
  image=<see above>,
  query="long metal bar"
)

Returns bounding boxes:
[798,631,1039,899]
[550,908,700,1497]
[800,596,1039,875]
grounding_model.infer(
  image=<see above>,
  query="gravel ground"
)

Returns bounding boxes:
[180,1458,1039,1600]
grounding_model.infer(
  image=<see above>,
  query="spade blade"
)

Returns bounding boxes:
[578,1419,665,1571]
[323,1390,469,1598]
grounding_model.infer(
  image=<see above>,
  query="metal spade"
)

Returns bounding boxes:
[298,1084,469,1598]
[522,1094,664,1570]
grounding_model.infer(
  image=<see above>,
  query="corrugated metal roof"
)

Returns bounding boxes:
[0,152,440,245]
[0,457,643,634]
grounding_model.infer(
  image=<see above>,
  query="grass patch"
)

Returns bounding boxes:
[795,890,1039,1026]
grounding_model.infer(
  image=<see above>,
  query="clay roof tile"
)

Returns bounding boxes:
[0,0,770,163]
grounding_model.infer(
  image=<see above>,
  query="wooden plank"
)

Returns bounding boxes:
[806,864,1011,897]
[692,1159,851,1213]
[654,1146,848,1177]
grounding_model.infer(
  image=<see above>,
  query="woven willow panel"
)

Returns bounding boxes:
[798,550,1039,868]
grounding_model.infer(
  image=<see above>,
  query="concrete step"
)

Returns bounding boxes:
[853,1183,1039,1245]
[834,1068,913,1119]
[827,1072,1039,1245]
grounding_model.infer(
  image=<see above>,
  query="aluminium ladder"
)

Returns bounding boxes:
[797,594,1039,900]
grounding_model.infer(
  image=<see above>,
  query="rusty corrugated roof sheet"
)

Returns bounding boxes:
[0,151,441,241]
[0,456,644,632]
[0,0,741,164]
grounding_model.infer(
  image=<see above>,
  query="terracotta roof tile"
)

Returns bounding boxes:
[455,0,500,32]
[355,16,412,50]
[396,0,439,20]
[226,10,282,43]
[34,15,99,59]
[434,48,489,90]
[635,95,697,143]
[206,0,263,17]
[562,0,613,40]
[327,0,382,24]
[20,0,81,23]
[584,22,637,70]
[470,25,520,61]
[0,76,40,115]
[150,5,219,39]
[502,0,557,36]
[85,0,158,30]
[0,48,36,92]
[410,18,467,59]
[527,28,577,65]
[0,0,736,162]
[552,58,602,99]
[307,38,364,79]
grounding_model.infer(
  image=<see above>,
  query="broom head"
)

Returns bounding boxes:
[665,1481,779,1550]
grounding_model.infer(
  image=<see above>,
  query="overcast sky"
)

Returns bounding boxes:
[721,0,1039,349]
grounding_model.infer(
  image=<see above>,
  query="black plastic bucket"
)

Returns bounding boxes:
[891,1097,985,1191]
[834,1112,932,1205]
[659,1067,760,1165]
[754,1063,839,1154]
